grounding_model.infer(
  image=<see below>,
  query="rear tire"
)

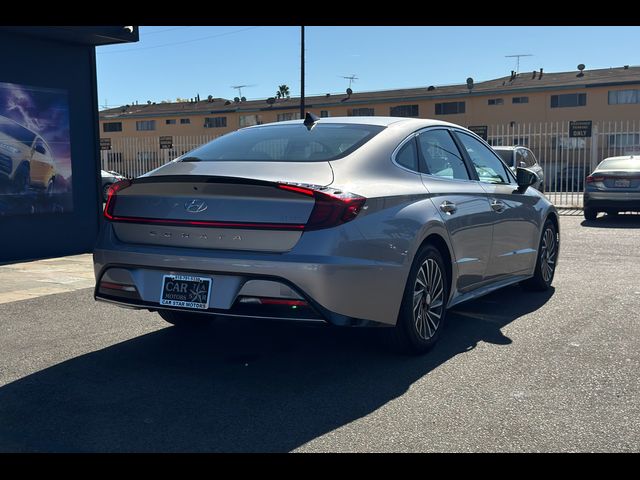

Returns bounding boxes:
[521,219,559,291]
[584,207,597,221]
[390,244,449,355]
[158,310,213,328]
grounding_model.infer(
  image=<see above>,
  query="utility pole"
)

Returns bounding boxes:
[300,26,305,118]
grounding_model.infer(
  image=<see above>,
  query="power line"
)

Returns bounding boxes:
[97,26,262,54]
[141,26,190,36]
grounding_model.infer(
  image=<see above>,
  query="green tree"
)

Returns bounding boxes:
[276,85,290,99]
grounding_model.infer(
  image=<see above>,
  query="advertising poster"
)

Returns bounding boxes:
[0,82,73,216]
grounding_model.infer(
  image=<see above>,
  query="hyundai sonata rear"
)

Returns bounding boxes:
[94,116,559,354]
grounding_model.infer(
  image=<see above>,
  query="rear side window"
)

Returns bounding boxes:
[395,138,419,172]
[182,123,385,162]
[417,129,469,180]
[457,132,511,184]
[495,149,514,166]
[523,149,537,167]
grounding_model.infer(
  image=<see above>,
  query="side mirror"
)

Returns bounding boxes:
[516,167,538,191]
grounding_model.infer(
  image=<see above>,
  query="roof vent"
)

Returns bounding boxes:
[346,87,353,97]
[539,68,543,79]
[509,70,516,81]
[532,70,537,79]
[326,93,331,96]
[207,95,213,102]
[224,100,231,105]
[266,97,275,105]
[427,85,435,91]
[624,65,629,69]
[577,64,585,77]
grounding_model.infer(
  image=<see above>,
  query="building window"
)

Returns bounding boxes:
[103,122,122,132]
[435,102,465,115]
[320,110,330,118]
[512,96,529,104]
[608,133,640,147]
[276,112,301,122]
[239,115,263,128]
[552,137,586,149]
[204,117,227,128]
[488,98,504,106]
[390,105,419,117]
[608,89,640,104]
[551,93,587,108]
[348,108,375,116]
[165,119,176,125]
[180,118,191,124]
[136,120,156,131]
[137,151,159,162]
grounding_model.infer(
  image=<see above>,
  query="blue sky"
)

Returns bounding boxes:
[96,26,640,109]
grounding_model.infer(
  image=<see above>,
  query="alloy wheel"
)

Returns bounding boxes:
[540,227,557,283]
[413,258,444,340]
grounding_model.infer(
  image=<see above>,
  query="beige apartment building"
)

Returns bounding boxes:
[99,65,640,141]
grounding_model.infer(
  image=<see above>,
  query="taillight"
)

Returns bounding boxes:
[278,183,366,230]
[104,179,131,220]
[586,175,605,184]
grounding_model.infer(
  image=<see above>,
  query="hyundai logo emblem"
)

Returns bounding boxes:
[184,199,208,213]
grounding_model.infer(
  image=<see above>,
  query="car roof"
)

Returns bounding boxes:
[492,146,528,151]
[247,116,464,129]
[601,154,640,162]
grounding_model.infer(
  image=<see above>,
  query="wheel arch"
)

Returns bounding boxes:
[416,231,455,306]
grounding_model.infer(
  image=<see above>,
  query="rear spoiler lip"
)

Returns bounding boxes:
[132,174,287,188]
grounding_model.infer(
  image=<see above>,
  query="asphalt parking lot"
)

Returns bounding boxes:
[0,214,638,452]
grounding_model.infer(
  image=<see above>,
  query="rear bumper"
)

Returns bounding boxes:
[584,191,640,211]
[93,227,408,326]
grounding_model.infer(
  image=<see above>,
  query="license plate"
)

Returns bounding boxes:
[160,274,212,310]
[614,179,631,188]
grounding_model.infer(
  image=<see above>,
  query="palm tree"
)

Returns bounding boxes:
[276,84,290,99]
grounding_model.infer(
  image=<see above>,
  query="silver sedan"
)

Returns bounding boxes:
[583,155,640,220]
[94,116,559,354]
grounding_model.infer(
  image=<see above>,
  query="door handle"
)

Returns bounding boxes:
[490,199,506,213]
[440,200,457,214]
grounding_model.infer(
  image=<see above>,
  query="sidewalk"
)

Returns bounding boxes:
[0,254,95,305]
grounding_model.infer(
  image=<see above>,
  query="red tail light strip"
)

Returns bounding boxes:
[106,215,305,230]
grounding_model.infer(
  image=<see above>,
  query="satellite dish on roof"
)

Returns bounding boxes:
[577,64,585,71]
[234,97,240,103]
[346,87,353,96]
[427,86,435,91]
[241,96,246,102]
[466,77,474,90]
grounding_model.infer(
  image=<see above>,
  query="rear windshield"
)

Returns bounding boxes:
[494,149,513,166]
[181,123,385,162]
[598,158,640,170]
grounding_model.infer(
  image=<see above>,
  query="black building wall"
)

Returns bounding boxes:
[0,30,101,263]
